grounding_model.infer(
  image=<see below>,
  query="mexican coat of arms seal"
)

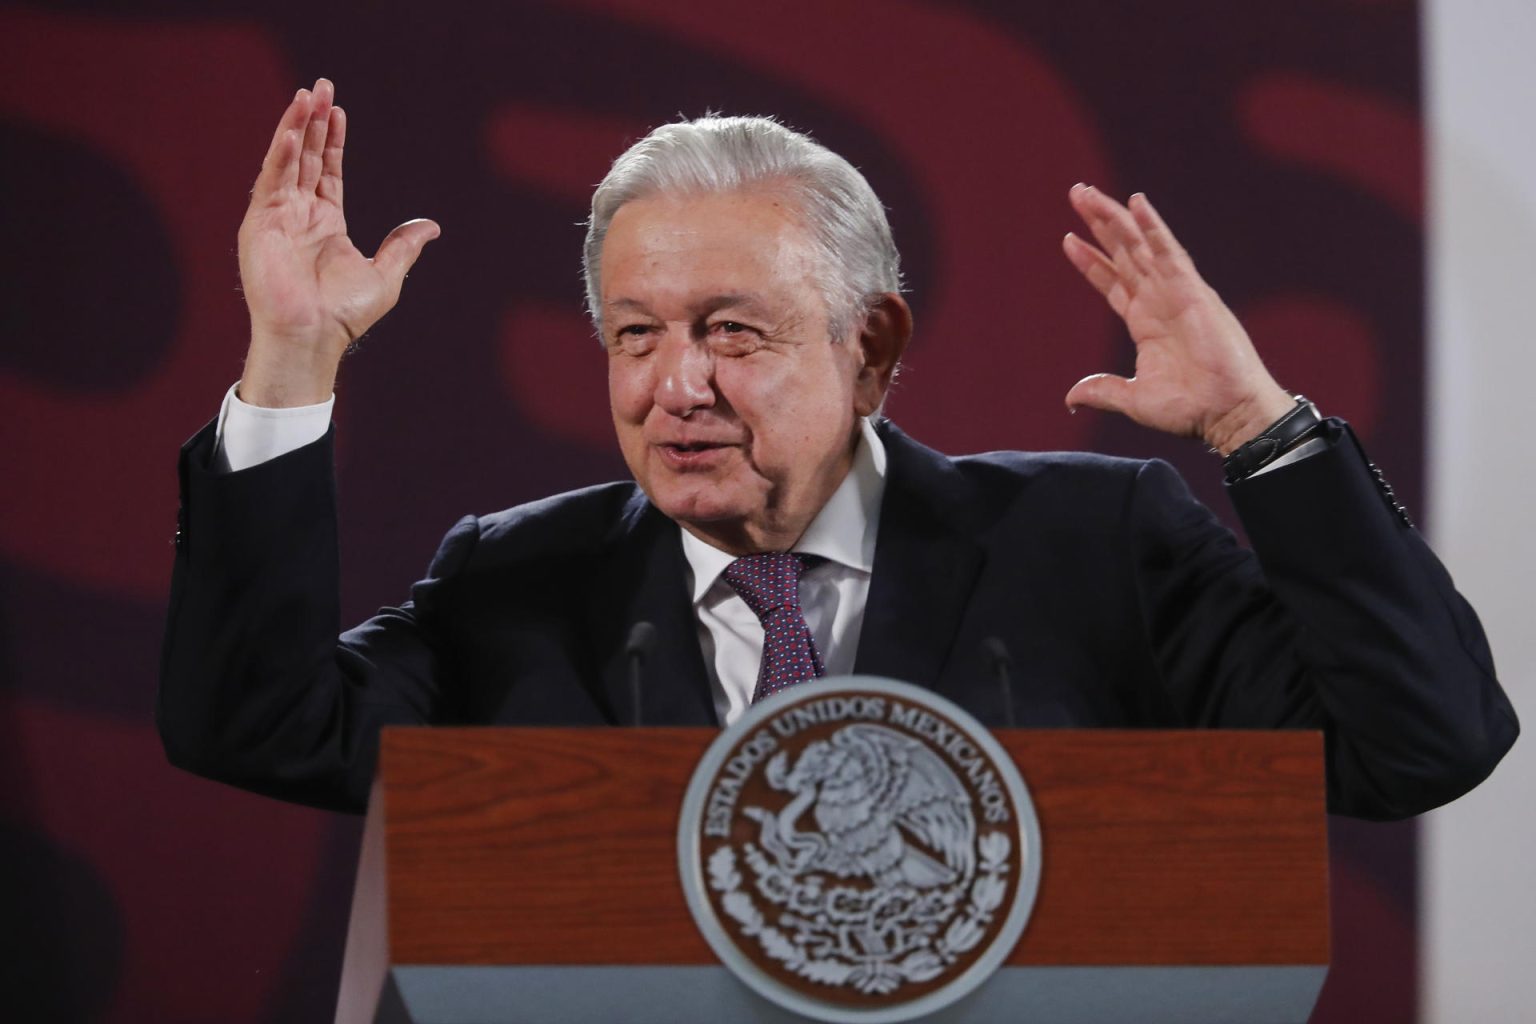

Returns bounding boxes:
[678,677,1041,1023]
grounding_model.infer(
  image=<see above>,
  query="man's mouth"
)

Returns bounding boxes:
[656,440,734,468]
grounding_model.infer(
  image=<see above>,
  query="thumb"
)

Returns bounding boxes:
[1065,373,1133,416]
[373,218,441,288]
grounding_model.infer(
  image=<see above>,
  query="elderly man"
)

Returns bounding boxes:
[158,79,1516,819]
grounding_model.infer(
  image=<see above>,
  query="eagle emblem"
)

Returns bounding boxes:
[746,724,975,892]
[679,678,1040,1023]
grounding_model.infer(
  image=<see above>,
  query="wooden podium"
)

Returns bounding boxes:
[336,727,1328,1023]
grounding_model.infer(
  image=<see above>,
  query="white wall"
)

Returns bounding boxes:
[1423,3,1536,1020]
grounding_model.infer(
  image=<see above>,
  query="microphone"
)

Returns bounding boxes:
[624,621,657,727]
[982,636,1017,729]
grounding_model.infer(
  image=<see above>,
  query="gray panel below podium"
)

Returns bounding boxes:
[380,963,1327,1023]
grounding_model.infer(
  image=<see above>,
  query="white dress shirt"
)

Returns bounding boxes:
[679,418,886,725]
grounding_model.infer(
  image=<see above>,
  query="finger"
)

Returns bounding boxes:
[1069,184,1134,253]
[296,78,335,193]
[1071,184,1154,279]
[1062,232,1130,317]
[318,105,346,206]
[1064,372,1134,417]
[254,88,311,200]
[1084,189,1155,278]
[1129,192,1187,263]
[373,218,442,290]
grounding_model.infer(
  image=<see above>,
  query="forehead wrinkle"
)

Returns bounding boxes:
[605,297,652,315]
[603,293,785,321]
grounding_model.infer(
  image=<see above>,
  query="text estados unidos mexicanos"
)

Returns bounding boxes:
[702,695,1012,837]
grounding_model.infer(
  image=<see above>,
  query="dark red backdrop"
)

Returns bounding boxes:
[0,1,1424,1020]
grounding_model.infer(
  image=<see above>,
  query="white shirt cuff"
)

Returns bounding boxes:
[213,382,334,473]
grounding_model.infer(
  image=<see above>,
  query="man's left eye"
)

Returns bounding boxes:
[708,321,765,354]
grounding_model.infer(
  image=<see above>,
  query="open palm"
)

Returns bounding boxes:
[1061,185,1292,454]
[237,79,438,406]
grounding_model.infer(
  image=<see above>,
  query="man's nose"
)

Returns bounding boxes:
[654,330,715,416]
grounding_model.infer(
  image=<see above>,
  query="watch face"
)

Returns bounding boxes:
[678,676,1042,1024]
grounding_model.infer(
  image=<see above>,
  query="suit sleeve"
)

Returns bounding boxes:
[1131,418,1518,819]
[156,420,475,813]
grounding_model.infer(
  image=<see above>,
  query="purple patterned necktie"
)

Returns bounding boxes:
[723,552,827,703]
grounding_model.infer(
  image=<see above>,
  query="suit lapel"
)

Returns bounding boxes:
[590,490,718,726]
[854,423,986,690]
[583,425,984,719]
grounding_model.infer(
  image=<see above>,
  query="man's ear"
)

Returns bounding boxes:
[852,293,913,417]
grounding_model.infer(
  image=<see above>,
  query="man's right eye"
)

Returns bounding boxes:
[612,325,657,354]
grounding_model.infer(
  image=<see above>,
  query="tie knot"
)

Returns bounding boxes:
[723,551,813,620]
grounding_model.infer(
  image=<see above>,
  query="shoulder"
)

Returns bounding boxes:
[477,481,649,548]
[425,481,655,581]
[962,450,1204,540]
[878,420,1179,525]
[953,446,1151,489]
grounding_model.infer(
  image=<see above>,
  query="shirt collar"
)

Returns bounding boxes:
[679,416,888,605]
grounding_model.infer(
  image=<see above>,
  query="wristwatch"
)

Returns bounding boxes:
[1221,396,1322,484]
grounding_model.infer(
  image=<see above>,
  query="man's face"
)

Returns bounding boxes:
[601,189,876,554]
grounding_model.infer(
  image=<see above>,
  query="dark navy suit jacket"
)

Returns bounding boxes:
[158,418,1517,818]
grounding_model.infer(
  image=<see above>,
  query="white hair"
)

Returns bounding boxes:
[583,115,903,341]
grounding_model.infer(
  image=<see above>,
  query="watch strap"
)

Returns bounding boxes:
[1222,396,1323,484]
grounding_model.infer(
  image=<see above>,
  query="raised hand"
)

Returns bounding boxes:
[1061,184,1294,455]
[236,78,440,407]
